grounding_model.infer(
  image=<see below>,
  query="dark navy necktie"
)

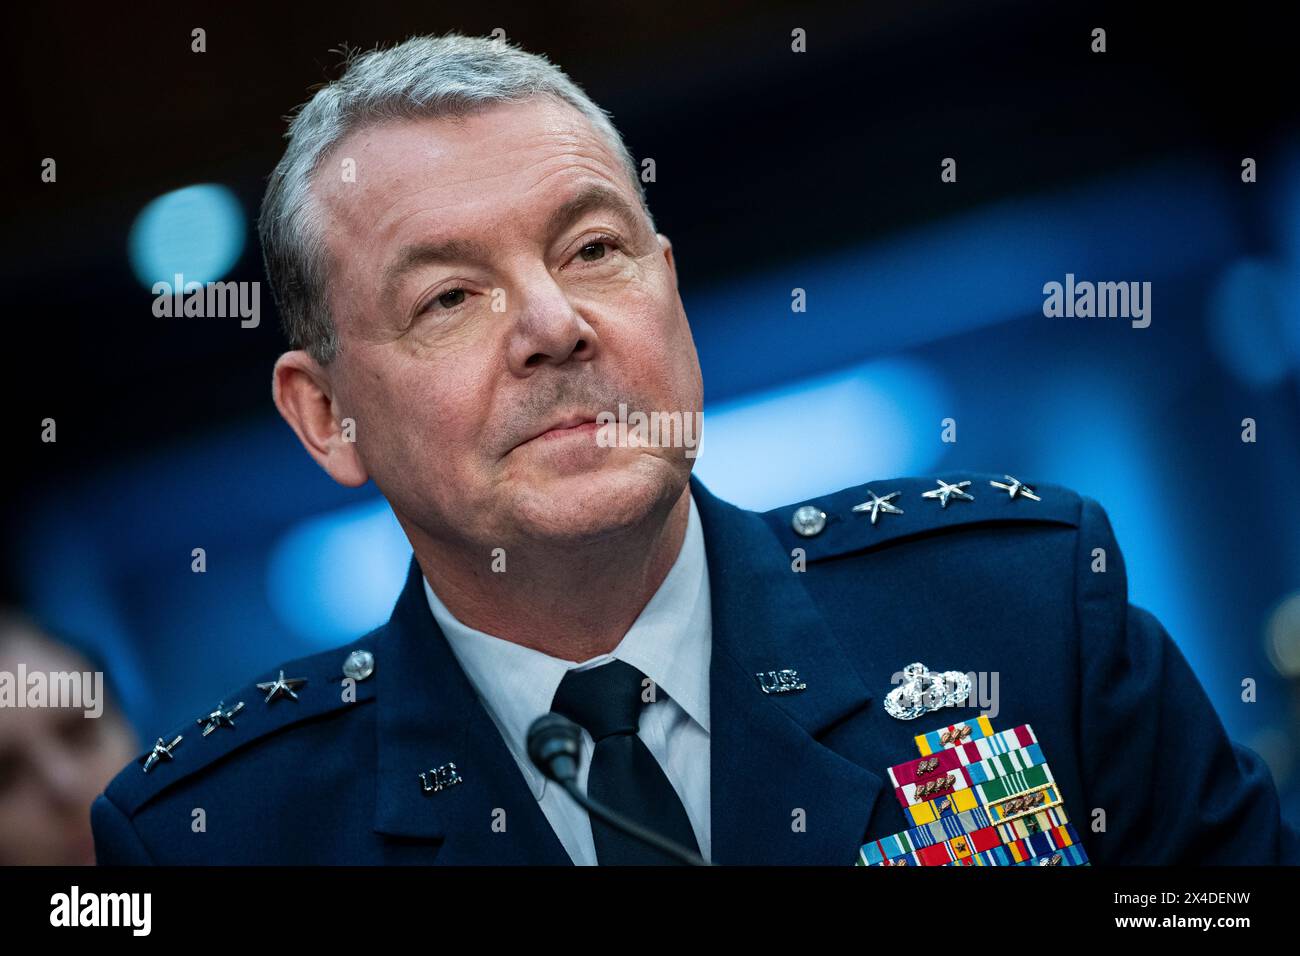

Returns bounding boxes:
[550,659,702,865]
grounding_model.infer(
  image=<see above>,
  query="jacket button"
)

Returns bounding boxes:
[342,649,375,681]
[791,505,827,537]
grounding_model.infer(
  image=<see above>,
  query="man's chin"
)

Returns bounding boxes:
[506,454,688,544]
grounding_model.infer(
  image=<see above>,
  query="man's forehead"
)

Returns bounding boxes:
[315,97,630,216]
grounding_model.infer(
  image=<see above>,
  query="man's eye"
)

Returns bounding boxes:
[436,288,467,309]
[577,241,609,262]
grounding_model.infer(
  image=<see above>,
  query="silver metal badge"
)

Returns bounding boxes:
[883,662,972,720]
[141,735,183,773]
[196,700,245,737]
[756,668,807,695]
[342,649,375,681]
[257,670,307,704]
[419,763,463,794]
[791,505,827,538]
[851,489,904,525]
[989,474,1040,501]
[921,479,974,508]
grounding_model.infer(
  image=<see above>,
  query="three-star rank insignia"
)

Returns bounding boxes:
[196,700,245,736]
[851,489,904,525]
[921,479,974,508]
[856,718,1090,866]
[787,472,1046,541]
[256,670,307,704]
[141,735,182,773]
[989,474,1040,501]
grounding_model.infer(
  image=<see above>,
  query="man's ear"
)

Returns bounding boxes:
[272,350,369,488]
[656,233,677,283]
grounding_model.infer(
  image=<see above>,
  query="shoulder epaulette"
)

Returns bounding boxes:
[762,471,1082,562]
[105,632,381,816]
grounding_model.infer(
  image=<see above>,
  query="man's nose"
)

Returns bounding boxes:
[504,274,600,375]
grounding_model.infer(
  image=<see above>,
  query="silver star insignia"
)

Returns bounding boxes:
[989,474,1041,501]
[851,489,904,525]
[196,700,245,736]
[256,670,307,704]
[142,735,183,773]
[921,479,974,508]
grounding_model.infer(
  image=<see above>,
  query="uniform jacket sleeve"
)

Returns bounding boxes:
[1074,495,1300,864]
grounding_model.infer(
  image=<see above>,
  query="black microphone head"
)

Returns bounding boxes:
[527,712,582,783]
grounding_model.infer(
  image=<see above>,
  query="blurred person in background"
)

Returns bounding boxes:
[0,612,137,865]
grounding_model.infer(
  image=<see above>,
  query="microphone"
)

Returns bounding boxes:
[527,713,709,866]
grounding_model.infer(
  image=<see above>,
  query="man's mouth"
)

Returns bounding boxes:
[513,413,601,450]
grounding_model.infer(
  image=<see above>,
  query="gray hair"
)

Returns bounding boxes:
[258,33,652,365]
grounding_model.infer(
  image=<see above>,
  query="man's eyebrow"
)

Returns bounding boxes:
[380,237,494,304]
[379,183,644,303]
[544,183,644,242]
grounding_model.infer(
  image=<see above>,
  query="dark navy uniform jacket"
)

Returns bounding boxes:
[92,471,1300,865]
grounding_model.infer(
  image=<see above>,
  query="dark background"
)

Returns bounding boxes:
[7,1,1300,818]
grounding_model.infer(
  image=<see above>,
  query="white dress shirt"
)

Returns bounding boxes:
[423,491,713,865]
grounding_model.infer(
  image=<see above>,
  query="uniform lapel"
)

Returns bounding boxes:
[371,558,572,865]
[692,476,886,865]
[371,479,887,866]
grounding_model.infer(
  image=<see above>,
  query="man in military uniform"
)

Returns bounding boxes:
[92,34,1298,866]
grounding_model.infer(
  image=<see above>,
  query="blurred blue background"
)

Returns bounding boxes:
[8,1,1300,821]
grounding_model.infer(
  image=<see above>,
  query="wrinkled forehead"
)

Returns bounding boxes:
[310,95,639,243]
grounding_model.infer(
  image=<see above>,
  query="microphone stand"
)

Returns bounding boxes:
[528,712,710,866]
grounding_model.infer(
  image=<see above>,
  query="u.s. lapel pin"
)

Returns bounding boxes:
[756,668,807,695]
[418,762,463,794]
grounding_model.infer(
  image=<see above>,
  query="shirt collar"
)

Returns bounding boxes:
[423,490,712,799]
